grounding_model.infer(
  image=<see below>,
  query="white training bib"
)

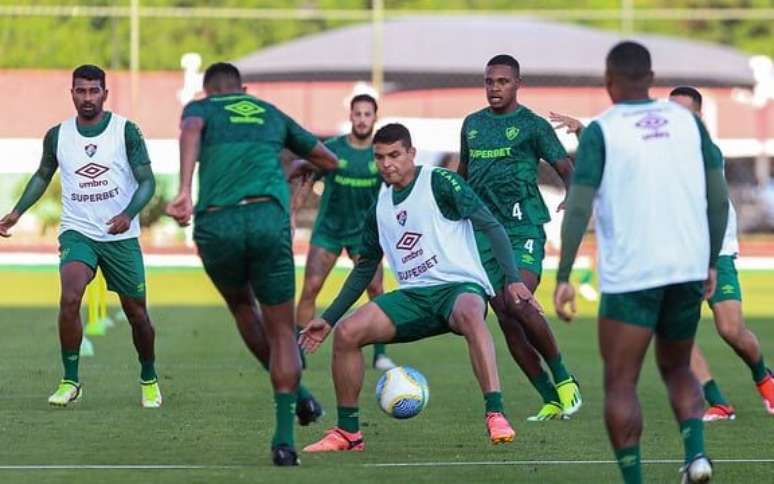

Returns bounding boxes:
[376,167,494,295]
[594,100,709,293]
[720,202,739,257]
[57,114,140,241]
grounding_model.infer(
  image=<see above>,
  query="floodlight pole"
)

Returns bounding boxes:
[372,0,384,97]
[621,0,634,34]
[130,0,140,117]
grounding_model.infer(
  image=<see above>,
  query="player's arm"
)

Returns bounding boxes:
[299,208,383,353]
[538,116,574,210]
[555,121,603,322]
[107,123,156,235]
[432,169,542,310]
[695,117,729,269]
[457,119,470,179]
[0,127,59,237]
[549,112,585,138]
[284,113,338,180]
[166,110,204,226]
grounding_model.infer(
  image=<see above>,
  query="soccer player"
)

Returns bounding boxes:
[300,123,536,452]
[669,86,774,421]
[0,65,161,408]
[550,90,774,422]
[555,42,729,483]
[459,54,581,421]
[296,94,396,370]
[165,63,338,466]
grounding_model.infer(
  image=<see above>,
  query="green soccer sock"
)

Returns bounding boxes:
[337,406,360,433]
[614,445,642,484]
[484,392,504,413]
[530,370,561,404]
[272,392,297,449]
[62,350,80,383]
[140,360,157,382]
[750,357,768,384]
[702,379,729,406]
[679,418,705,464]
[373,343,386,360]
[546,353,571,384]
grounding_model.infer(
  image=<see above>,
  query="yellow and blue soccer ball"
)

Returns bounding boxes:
[375,366,429,419]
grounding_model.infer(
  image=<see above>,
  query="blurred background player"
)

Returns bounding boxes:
[555,41,729,484]
[300,123,539,452]
[669,86,774,421]
[0,64,161,408]
[296,94,396,370]
[459,54,581,421]
[165,62,338,466]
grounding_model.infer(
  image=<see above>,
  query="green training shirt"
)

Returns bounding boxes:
[182,93,319,215]
[313,135,382,240]
[460,105,567,238]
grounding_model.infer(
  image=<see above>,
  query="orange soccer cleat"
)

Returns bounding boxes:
[486,412,516,444]
[303,427,365,453]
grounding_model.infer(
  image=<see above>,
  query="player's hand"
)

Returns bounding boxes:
[703,267,718,300]
[0,211,20,238]
[106,213,132,235]
[287,159,320,182]
[554,282,577,323]
[166,192,193,227]
[549,112,584,135]
[505,282,544,314]
[299,318,333,354]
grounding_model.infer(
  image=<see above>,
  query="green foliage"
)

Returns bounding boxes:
[0,0,770,69]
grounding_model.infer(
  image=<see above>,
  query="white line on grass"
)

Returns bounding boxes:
[1,459,772,471]
[364,459,774,468]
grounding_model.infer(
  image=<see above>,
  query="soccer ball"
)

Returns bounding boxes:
[375,366,429,419]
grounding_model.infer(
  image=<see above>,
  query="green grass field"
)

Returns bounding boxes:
[0,268,772,483]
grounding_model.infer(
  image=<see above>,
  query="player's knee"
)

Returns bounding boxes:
[453,306,486,335]
[59,291,83,315]
[124,304,150,327]
[716,317,743,343]
[333,319,367,350]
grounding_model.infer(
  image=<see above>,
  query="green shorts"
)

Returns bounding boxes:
[194,200,294,306]
[709,255,742,305]
[599,281,705,341]
[58,230,146,298]
[476,229,546,290]
[310,230,363,258]
[373,282,488,343]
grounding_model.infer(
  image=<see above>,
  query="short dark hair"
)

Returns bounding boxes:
[203,62,242,88]
[350,94,378,113]
[606,41,652,81]
[373,123,412,149]
[670,86,703,110]
[72,64,106,88]
[486,54,520,77]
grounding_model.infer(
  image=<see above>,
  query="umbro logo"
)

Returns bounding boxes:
[396,232,422,251]
[75,163,109,180]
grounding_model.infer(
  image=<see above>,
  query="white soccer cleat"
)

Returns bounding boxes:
[48,380,82,407]
[141,380,163,408]
[680,455,713,484]
[373,355,397,371]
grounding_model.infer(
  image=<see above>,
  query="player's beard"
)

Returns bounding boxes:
[352,125,373,141]
[77,102,102,120]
